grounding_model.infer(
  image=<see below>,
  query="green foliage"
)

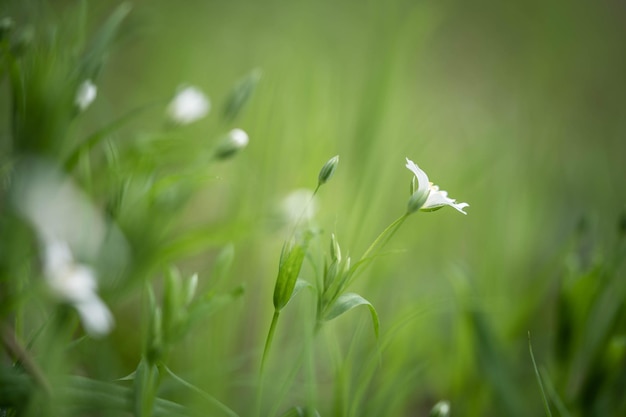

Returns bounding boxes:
[1,0,625,416]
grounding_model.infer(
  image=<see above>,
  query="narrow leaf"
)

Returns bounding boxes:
[528,332,553,417]
[222,68,261,121]
[323,293,379,338]
[78,2,132,79]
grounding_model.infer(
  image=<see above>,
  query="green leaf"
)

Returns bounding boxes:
[528,332,552,417]
[63,375,193,416]
[323,293,379,338]
[78,2,132,79]
[185,285,246,330]
[286,278,314,307]
[279,406,320,417]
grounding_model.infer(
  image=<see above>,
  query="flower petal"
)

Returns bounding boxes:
[74,296,115,338]
[405,158,429,197]
[423,187,469,215]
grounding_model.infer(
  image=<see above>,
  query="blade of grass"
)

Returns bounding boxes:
[528,332,552,417]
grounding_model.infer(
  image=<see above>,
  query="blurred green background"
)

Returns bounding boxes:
[2,0,625,416]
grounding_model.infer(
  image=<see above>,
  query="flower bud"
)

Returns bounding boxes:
[0,17,14,41]
[330,233,341,262]
[223,68,262,121]
[184,273,198,306]
[214,128,249,160]
[273,234,311,311]
[429,401,450,417]
[317,155,339,186]
[75,80,97,112]
[10,25,34,57]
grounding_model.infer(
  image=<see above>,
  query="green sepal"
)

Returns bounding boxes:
[273,239,308,311]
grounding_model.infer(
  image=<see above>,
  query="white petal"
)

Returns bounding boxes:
[423,187,469,215]
[74,297,115,338]
[405,158,430,196]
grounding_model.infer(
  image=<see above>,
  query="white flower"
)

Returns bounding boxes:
[43,240,114,338]
[167,86,210,125]
[405,157,469,215]
[75,80,97,111]
[281,188,317,226]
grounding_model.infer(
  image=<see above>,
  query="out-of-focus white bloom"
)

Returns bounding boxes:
[405,158,469,215]
[75,80,97,111]
[281,189,317,226]
[13,159,106,256]
[228,128,249,148]
[43,240,114,338]
[167,86,210,125]
[214,128,249,159]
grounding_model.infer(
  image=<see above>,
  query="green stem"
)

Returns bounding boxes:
[0,324,51,394]
[346,213,409,288]
[305,321,317,413]
[257,309,281,417]
[260,310,281,374]
[360,213,408,262]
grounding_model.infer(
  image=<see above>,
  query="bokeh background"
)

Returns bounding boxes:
[2,0,626,416]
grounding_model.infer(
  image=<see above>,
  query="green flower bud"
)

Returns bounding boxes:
[162,266,184,343]
[10,25,34,57]
[273,234,311,311]
[0,17,14,41]
[184,273,198,306]
[223,68,262,121]
[317,155,339,186]
[330,233,341,262]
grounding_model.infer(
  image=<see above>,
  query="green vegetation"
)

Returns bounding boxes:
[1,1,625,416]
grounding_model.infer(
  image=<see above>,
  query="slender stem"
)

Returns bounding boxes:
[346,213,409,289]
[260,310,281,374]
[1,324,51,394]
[360,213,408,262]
[528,332,552,417]
[257,310,281,417]
[305,319,317,413]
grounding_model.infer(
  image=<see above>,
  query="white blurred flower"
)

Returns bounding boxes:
[214,128,249,159]
[167,86,210,125]
[405,158,469,215]
[281,189,317,226]
[75,80,97,111]
[43,240,114,338]
[13,159,106,256]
